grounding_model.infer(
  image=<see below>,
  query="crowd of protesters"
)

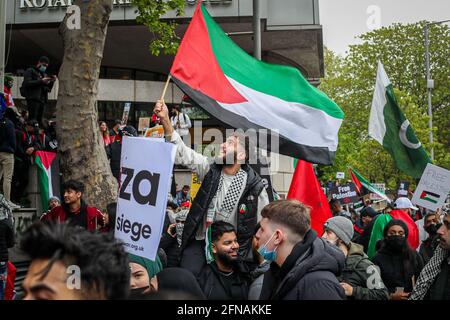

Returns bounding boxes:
[0,96,449,302]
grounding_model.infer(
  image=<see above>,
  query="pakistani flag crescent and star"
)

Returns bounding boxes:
[169,1,344,165]
[369,61,432,178]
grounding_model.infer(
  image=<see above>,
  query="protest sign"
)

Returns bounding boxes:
[412,163,450,211]
[115,137,176,260]
[330,183,359,205]
[144,125,164,138]
[121,102,131,126]
[397,181,410,197]
[336,172,345,179]
[138,117,150,132]
[190,172,201,201]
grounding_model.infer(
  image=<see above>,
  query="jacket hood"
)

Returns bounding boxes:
[348,242,366,258]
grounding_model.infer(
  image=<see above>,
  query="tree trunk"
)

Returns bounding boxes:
[56,0,117,211]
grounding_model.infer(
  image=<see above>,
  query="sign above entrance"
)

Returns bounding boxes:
[19,0,232,10]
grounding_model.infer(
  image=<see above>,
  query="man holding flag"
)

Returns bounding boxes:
[154,99,268,276]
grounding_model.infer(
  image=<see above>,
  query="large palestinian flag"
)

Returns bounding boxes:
[35,151,60,211]
[170,2,344,165]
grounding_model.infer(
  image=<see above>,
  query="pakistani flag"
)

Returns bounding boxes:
[170,2,344,165]
[369,61,431,178]
[348,167,391,203]
[35,151,60,211]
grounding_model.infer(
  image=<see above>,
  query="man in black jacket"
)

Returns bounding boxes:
[107,125,137,182]
[257,200,346,300]
[197,221,250,300]
[21,56,56,126]
[154,100,269,277]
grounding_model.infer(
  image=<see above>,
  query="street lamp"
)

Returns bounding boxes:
[424,19,450,161]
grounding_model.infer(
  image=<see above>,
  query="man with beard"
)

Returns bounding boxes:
[410,210,450,300]
[41,180,105,231]
[418,212,442,264]
[154,100,269,276]
[197,221,250,300]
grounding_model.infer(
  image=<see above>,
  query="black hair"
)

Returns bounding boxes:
[182,185,190,190]
[114,119,122,126]
[210,221,236,243]
[106,202,117,232]
[329,199,341,207]
[38,56,50,64]
[20,221,130,300]
[62,179,85,194]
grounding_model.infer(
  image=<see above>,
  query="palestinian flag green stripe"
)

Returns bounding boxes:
[201,5,343,120]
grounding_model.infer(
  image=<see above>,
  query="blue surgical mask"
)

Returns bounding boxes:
[39,65,47,73]
[257,231,278,262]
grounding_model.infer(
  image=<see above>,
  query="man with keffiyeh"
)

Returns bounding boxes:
[410,210,450,300]
[154,100,269,277]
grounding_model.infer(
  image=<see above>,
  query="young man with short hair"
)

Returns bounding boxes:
[41,180,104,231]
[257,200,346,300]
[21,222,130,300]
[197,221,250,300]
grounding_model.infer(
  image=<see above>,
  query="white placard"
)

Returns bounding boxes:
[336,172,345,179]
[411,163,450,211]
[115,136,176,260]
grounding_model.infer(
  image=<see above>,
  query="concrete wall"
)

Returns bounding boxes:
[11,76,185,103]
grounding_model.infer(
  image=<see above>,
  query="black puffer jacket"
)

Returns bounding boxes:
[260,230,346,300]
[0,218,15,261]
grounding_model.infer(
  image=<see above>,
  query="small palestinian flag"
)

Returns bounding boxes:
[420,190,440,204]
[169,1,344,165]
[35,151,60,211]
[349,167,391,203]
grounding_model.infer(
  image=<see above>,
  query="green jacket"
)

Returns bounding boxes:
[339,242,389,300]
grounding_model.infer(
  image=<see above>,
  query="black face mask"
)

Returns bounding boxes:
[129,286,151,299]
[386,235,407,252]
[424,223,441,236]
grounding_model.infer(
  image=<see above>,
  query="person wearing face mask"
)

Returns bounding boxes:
[248,222,271,300]
[21,56,56,126]
[197,221,250,300]
[128,253,163,297]
[257,200,346,300]
[322,216,389,300]
[419,212,442,264]
[372,220,424,300]
[3,74,15,108]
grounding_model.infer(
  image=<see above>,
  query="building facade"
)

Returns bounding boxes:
[5,0,325,196]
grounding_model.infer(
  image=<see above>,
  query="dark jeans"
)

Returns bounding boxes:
[26,99,45,126]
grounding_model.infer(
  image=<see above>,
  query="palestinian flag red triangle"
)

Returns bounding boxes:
[169,1,344,165]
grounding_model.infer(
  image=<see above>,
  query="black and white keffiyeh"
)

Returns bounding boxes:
[206,169,246,225]
[409,246,449,300]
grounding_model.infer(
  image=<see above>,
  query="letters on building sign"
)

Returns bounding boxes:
[20,0,232,10]
[20,0,133,10]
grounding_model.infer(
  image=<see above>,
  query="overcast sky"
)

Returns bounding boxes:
[319,0,450,55]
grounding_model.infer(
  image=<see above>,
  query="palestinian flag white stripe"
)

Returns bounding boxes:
[219,77,343,151]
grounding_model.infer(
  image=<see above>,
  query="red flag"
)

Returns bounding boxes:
[389,209,420,250]
[287,159,332,236]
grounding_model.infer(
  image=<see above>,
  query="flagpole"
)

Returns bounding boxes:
[160,74,172,101]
